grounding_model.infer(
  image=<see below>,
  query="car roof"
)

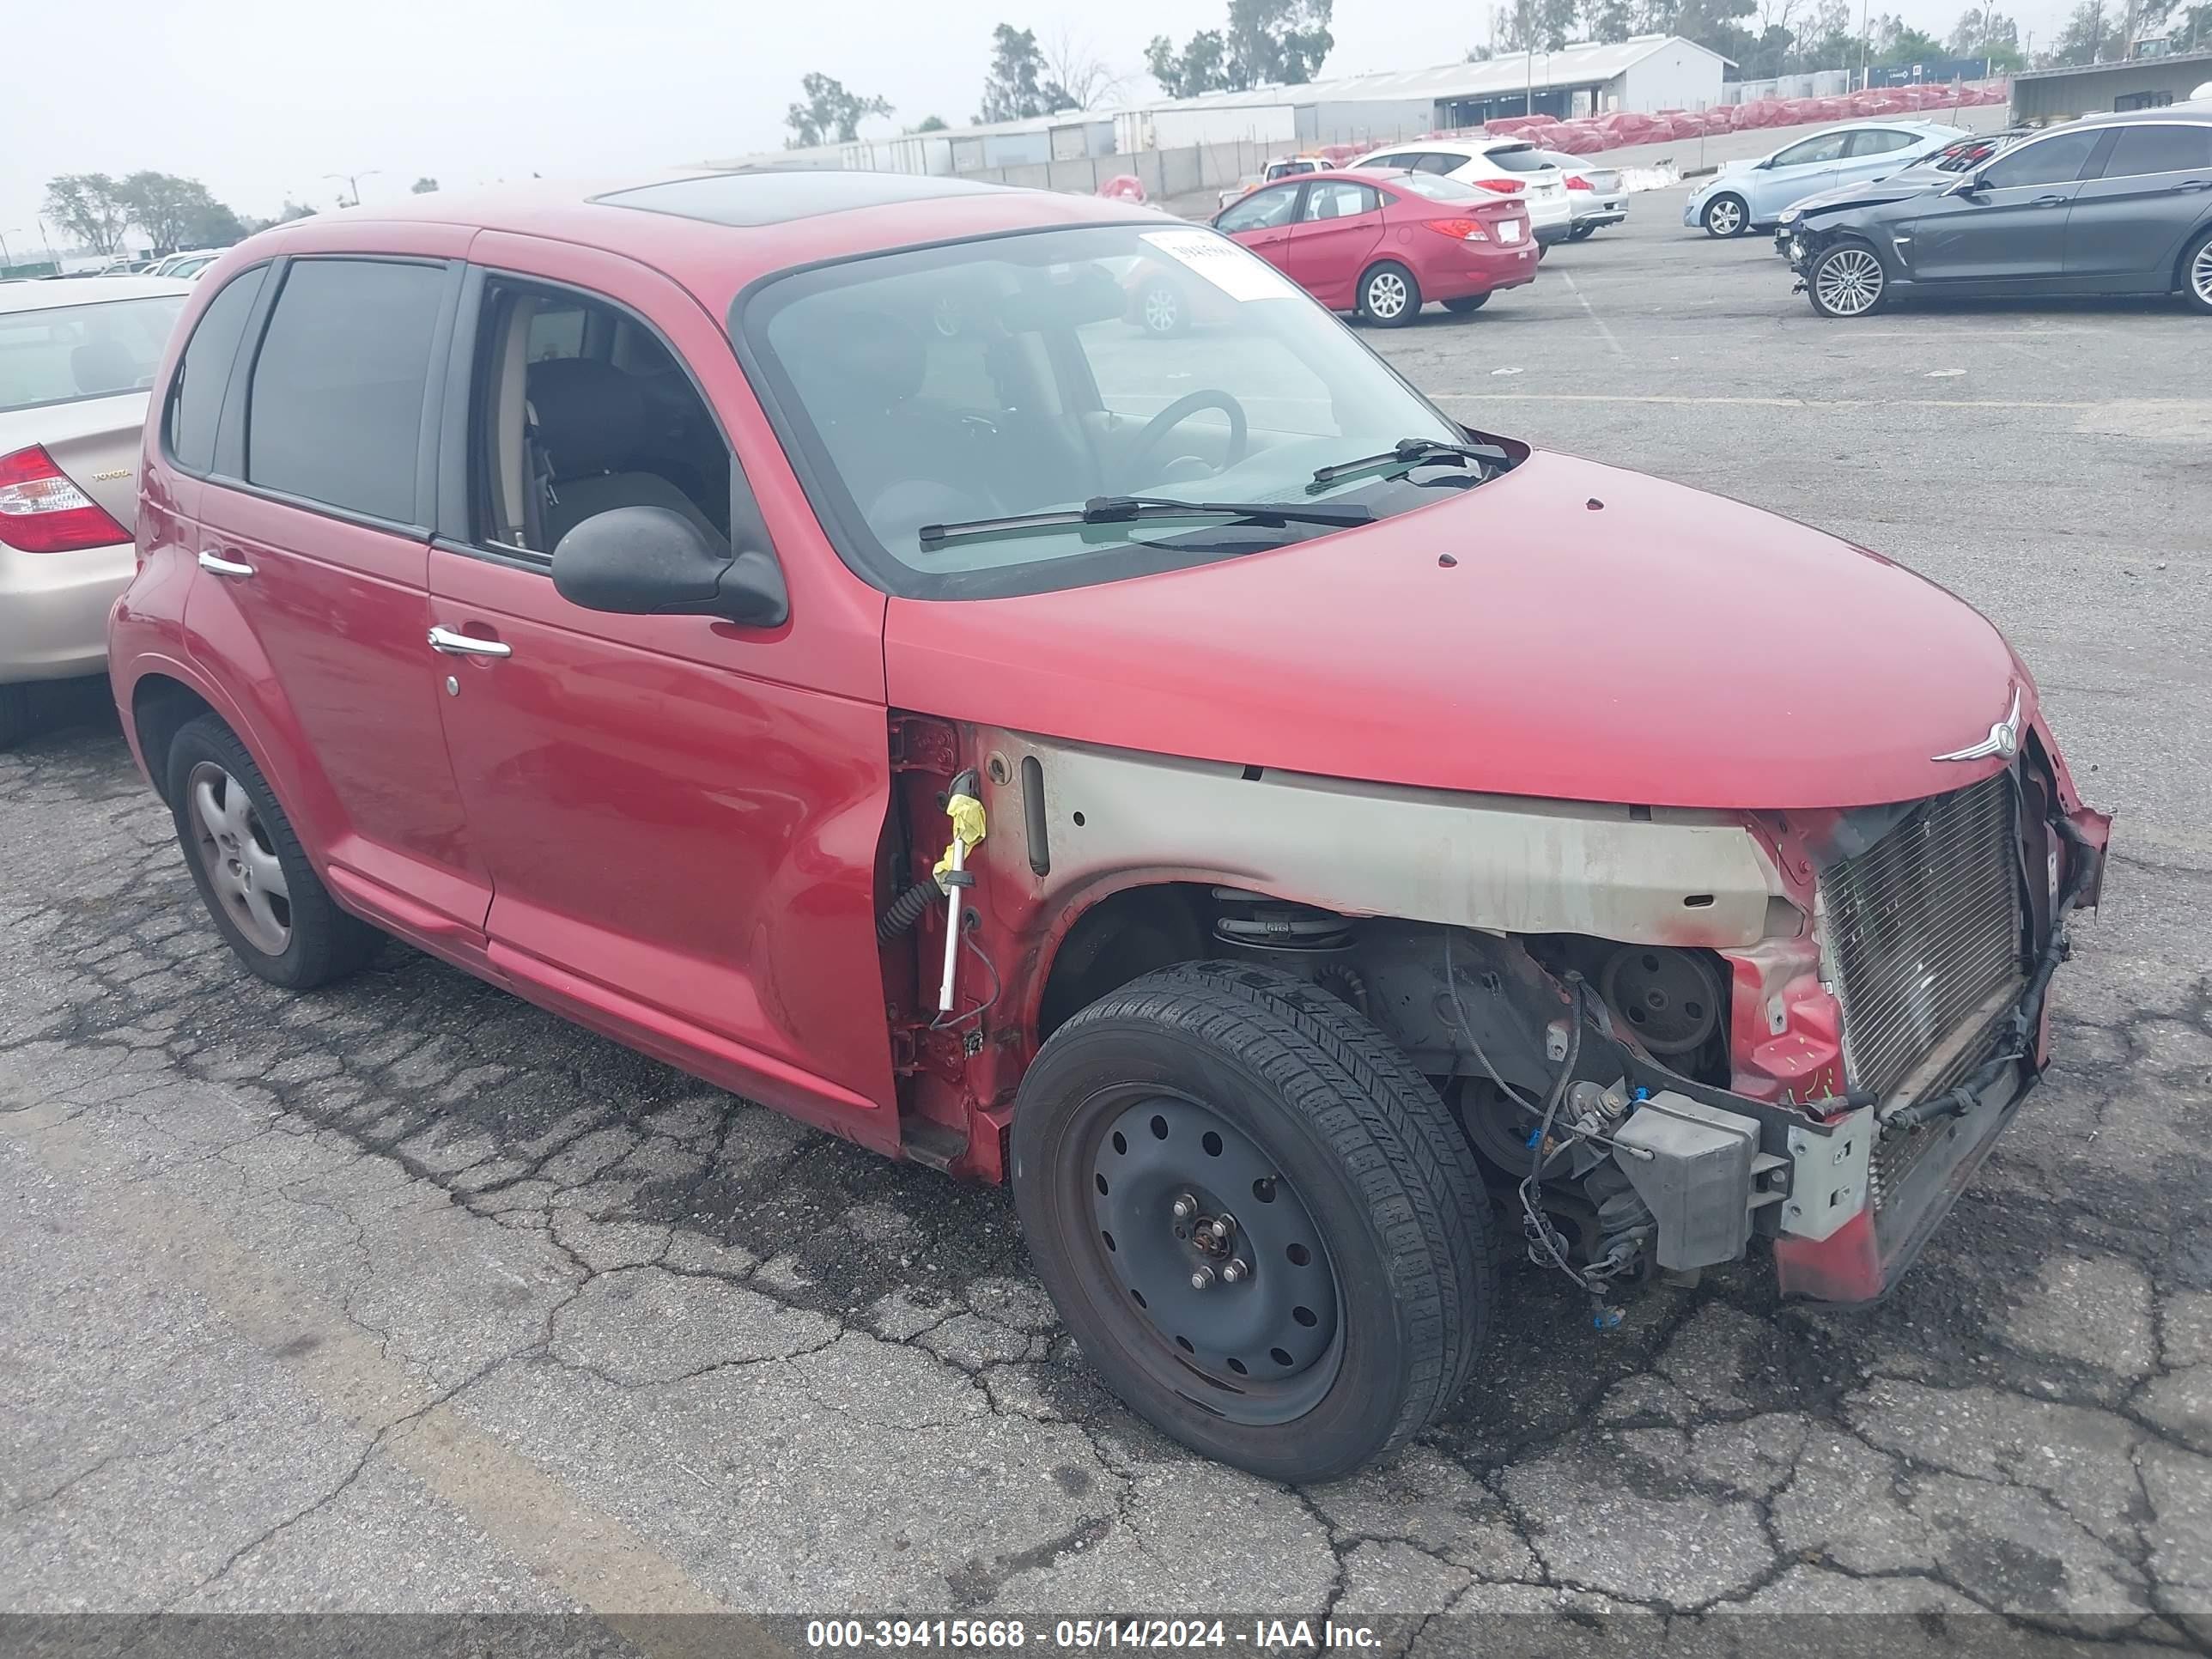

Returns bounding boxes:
[1373,136,1535,157]
[2062,103,2212,131]
[0,275,195,313]
[218,170,1164,312]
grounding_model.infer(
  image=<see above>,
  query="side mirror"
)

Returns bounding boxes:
[551,505,788,628]
[1950,173,1990,196]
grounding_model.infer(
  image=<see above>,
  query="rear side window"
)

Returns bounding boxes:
[1847,129,1916,157]
[167,267,266,472]
[1982,130,2102,189]
[2103,123,2212,177]
[1484,145,1550,173]
[246,259,446,524]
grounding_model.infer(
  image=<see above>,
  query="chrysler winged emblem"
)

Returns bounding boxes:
[1933,687,2021,763]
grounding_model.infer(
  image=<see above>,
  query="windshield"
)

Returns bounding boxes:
[738,222,1473,600]
[0,295,185,414]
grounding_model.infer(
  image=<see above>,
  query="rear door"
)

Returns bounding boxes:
[1838,127,1920,187]
[1282,180,1386,309]
[2063,120,2212,289]
[1904,126,2107,284]
[180,246,495,954]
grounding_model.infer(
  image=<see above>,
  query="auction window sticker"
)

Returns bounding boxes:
[1139,229,1300,303]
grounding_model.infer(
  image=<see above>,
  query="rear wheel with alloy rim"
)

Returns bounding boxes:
[2184,227,2212,315]
[165,714,379,989]
[1358,262,1421,327]
[1011,961,1494,1482]
[1807,241,1888,318]
[1702,195,1748,238]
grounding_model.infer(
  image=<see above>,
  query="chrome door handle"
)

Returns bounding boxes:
[2032,194,2070,207]
[2177,179,2212,192]
[197,550,255,577]
[427,626,511,659]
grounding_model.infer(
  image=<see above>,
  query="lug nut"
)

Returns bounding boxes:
[1220,1260,1248,1284]
[1212,1213,1236,1241]
[1189,1266,1214,1291]
[1170,1194,1196,1220]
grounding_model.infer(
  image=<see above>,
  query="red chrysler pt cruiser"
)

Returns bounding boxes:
[111,171,2108,1482]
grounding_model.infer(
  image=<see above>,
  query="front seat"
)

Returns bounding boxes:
[525,357,725,554]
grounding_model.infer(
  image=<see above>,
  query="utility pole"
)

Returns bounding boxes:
[323,169,381,209]
[1859,0,1871,89]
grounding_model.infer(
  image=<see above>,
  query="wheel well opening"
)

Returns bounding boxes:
[131,677,215,805]
[1038,884,1211,1040]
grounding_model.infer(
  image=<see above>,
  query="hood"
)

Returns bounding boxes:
[1792,171,1947,218]
[883,452,2023,811]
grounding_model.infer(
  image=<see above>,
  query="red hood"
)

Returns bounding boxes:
[884,451,2023,811]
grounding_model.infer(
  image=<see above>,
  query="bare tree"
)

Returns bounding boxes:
[1040,26,1127,109]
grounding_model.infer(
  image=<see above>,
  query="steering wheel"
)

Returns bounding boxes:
[1125,390,1249,483]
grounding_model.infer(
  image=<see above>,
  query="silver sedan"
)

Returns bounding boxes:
[0,276,191,745]
[1533,151,1627,240]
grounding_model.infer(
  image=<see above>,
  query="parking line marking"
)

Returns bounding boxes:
[1,1088,762,1637]
[1559,270,1626,360]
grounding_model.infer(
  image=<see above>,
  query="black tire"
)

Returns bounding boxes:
[1702,194,1750,239]
[1441,294,1491,315]
[2182,226,2212,315]
[1569,222,1597,241]
[1805,239,1890,319]
[1012,960,1494,1482]
[0,684,33,750]
[165,714,379,989]
[1137,278,1189,337]
[1358,261,1422,327]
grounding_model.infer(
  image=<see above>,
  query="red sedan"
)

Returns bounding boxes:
[1211,167,1538,325]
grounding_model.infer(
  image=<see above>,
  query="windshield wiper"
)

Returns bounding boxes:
[1310,436,1510,489]
[918,495,1374,550]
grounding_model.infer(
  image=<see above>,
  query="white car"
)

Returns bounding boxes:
[1217,155,1338,211]
[1348,138,1574,245]
[148,248,226,279]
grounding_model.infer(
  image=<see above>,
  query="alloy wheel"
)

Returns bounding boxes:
[1705,198,1744,237]
[2193,239,2212,308]
[186,761,291,956]
[1086,1092,1342,1425]
[1814,246,1885,316]
[1364,270,1409,319]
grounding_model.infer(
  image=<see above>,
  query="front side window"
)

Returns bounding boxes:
[1774,132,1850,167]
[2103,123,2212,177]
[1982,130,2103,188]
[0,295,185,414]
[1218,185,1300,232]
[738,223,1480,600]
[166,266,268,471]
[245,258,447,524]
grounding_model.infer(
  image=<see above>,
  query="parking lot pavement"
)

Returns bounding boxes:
[4,205,2210,1644]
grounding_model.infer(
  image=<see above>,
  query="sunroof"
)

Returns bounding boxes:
[595,170,1016,228]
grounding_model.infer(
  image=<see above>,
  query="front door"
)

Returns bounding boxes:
[1901,128,2107,284]
[1215,183,1306,276]
[1282,180,1386,310]
[1753,130,1850,221]
[423,240,899,1148]
[185,248,495,951]
[2064,120,2212,289]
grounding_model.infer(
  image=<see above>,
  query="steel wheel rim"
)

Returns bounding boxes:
[2193,241,2212,306]
[187,761,290,955]
[1709,199,1742,235]
[1367,272,1408,318]
[1084,1091,1343,1425]
[1816,247,1884,315]
[1144,285,1179,332]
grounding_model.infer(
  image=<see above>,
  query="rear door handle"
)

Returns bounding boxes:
[427,625,512,659]
[2032,194,2071,207]
[2176,179,2212,192]
[197,550,255,578]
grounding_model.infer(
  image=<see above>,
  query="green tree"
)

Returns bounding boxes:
[909,115,950,131]
[44,173,133,254]
[978,23,1073,122]
[114,171,246,249]
[1583,0,1638,41]
[1492,0,1583,51]
[1789,0,1860,66]
[410,176,440,193]
[784,72,894,148]
[1145,27,1230,95]
[2047,0,2117,61]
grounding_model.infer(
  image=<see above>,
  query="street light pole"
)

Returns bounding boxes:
[1859,0,1871,90]
[323,169,382,209]
[0,230,15,270]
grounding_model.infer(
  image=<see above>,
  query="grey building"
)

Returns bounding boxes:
[2010,49,2212,122]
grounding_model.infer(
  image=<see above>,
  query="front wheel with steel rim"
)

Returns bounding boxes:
[1702,194,1748,238]
[1011,962,1494,1482]
[1807,240,1889,318]
[164,714,379,989]
[1358,262,1421,328]
[2182,227,2212,315]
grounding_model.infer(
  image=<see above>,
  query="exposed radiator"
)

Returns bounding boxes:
[1820,771,2025,1109]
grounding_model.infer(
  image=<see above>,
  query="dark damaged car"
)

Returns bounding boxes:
[1773,128,2030,258]
[1791,106,2212,317]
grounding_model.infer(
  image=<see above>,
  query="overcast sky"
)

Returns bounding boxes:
[6,0,2067,254]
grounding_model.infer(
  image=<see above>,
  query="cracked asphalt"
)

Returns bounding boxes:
[4,200,2210,1650]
